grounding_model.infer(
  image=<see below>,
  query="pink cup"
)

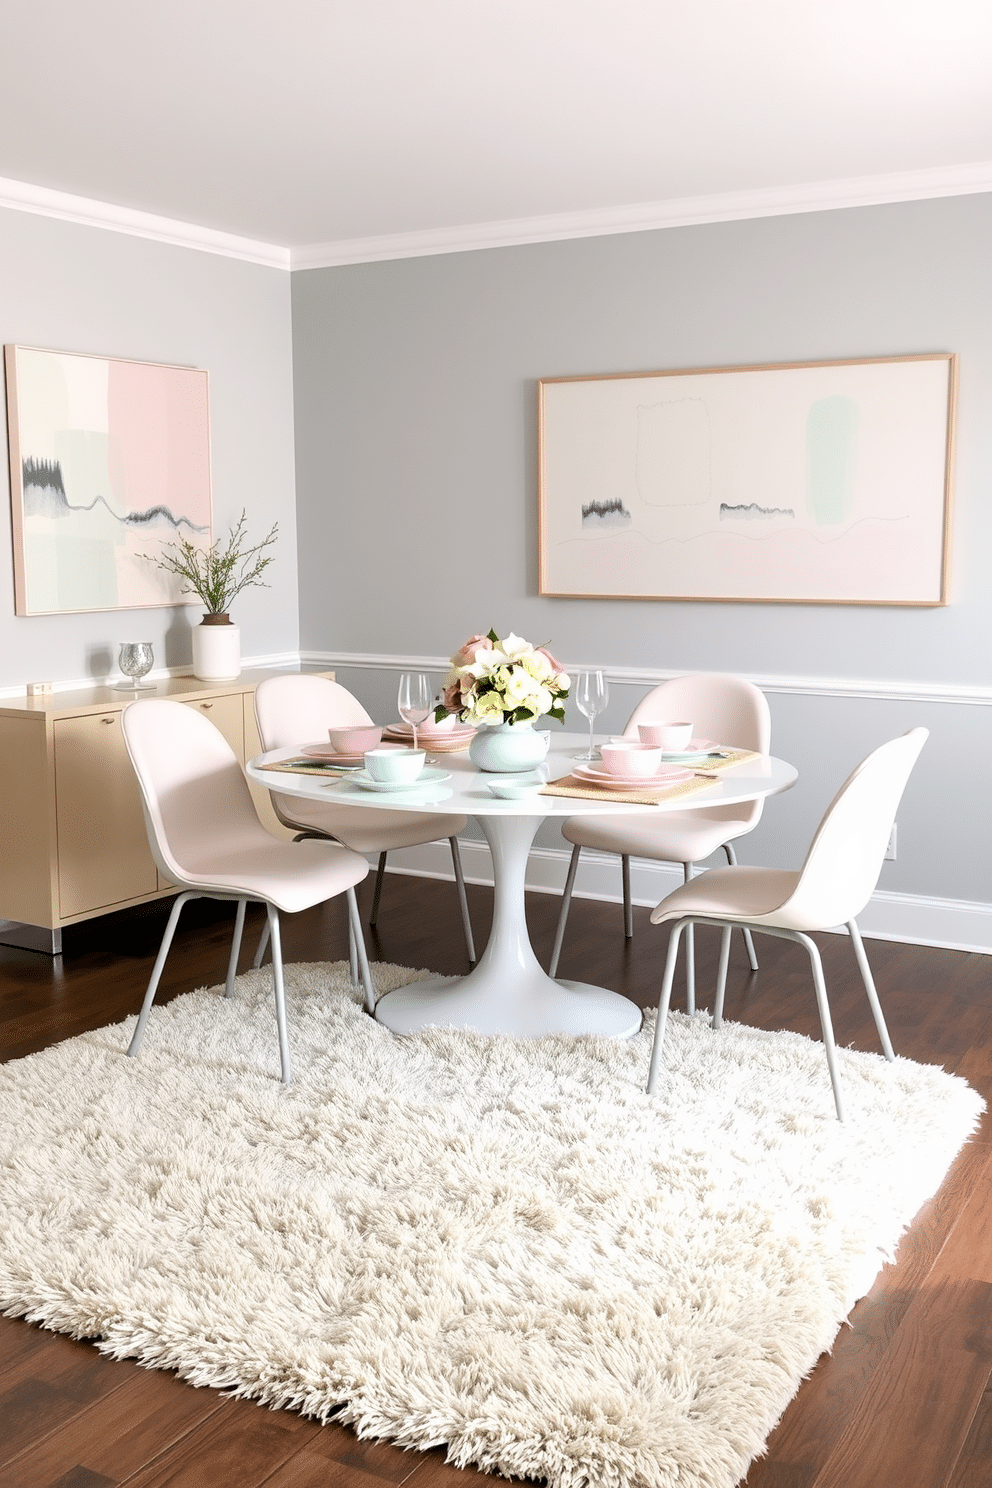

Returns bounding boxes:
[637,721,693,751]
[600,741,663,778]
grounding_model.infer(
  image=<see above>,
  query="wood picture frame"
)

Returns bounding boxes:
[538,353,956,605]
[5,344,212,615]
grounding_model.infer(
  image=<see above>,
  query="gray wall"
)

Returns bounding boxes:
[0,206,299,686]
[292,196,992,905]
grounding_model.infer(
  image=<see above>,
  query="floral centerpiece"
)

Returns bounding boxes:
[438,629,570,726]
[438,629,570,771]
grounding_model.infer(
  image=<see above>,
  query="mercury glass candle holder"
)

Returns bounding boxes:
[114,641,156,690]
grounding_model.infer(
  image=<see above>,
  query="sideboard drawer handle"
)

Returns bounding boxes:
[199,702,213,710]
[101,716,115,725]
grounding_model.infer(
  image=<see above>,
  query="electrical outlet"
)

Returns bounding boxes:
[885,824,897,861]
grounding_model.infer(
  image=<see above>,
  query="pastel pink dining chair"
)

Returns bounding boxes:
[646,728,929,1120]
[254,675,475,962]
[549,674,771,1010]
[122,698,376,1086]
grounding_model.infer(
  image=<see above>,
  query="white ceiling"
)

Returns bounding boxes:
[2,0,991,257]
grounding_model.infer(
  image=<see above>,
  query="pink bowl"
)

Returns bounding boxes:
[328,725,383,753]
[600,741,663,778]
[637,721,694,751]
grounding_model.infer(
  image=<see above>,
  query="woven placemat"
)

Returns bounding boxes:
[540,772,719,806]
[687,748,760,771]
[256,758,352,781]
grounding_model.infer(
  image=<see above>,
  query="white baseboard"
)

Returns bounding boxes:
[379,839,992,955]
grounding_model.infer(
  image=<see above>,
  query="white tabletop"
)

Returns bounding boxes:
[247,732,798,818]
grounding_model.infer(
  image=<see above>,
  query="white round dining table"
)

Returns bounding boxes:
[247,734,798,1041]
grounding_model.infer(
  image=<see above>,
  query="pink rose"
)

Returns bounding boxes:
[536,646,564,675]
[442,681,465,712]
[451,633,493,668]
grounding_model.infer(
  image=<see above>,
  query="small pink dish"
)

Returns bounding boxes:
[637,721,694,751]
[600,741,663,778]
[328,725,383,754]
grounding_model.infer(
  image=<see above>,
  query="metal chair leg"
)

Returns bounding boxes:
[449,837,476,963]
[347,886,377,1013]
[848,918,895,1060]
[348,914,359,988]
[265,904,293,1086]
[724,842,759,970]
[128,891,200,1057]
[796,931,845,1121]
[647,922,686,1094]
[549,843,582,978]
[712,925,732,1028]
[369,851,388,926]
[683,864,696,1014]
[225,899,247,998]
[622,855,633,938]
[252,919,270,969]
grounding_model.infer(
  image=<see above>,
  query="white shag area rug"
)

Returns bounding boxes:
[0,962,983,1488]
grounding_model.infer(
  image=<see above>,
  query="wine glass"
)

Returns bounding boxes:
[397,672,433,752]
[114,641,156,691]
[574,670,609,760]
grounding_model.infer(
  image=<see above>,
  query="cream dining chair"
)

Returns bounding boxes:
[646,727,929,1120]
[122,698,376,1086]
[254,674,476,961]
[549,674,771,1010]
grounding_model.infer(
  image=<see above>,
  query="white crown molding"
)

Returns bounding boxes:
[303,651,992,708]
[381,840,992,956]
[5,162,992,273]
[290,160,992,269]
[0,176,290,270]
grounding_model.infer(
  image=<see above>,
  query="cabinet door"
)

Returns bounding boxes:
[54,712,158,918]
[182,694,245,760]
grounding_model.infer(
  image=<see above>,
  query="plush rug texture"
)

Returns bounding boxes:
[0,961,983,1488]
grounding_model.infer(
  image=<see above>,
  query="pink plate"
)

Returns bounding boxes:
[386,722,476,739]
[574,763,694,790]
[300,742,404,764]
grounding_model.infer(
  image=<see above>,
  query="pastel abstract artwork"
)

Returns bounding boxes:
[5,345,212,615]
[539,354,956,606]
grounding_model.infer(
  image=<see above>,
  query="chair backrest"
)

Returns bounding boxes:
[122,699,263,886]
[254,674,373,752]
[776,728,929,932]
[625,674,772,827]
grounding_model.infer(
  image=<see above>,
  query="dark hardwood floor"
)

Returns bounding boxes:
[1,872,989,1488]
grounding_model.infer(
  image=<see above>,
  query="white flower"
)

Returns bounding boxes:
[473,690,506,724]
[502,668,539,708]
[522,650,553,683]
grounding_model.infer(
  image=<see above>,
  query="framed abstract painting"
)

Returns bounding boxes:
[538,353,956,605]
[4,345,212,615]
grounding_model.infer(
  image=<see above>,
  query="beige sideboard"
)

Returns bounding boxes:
[0,668,334,954]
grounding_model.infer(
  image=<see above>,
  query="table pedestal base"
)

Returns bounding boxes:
[374,813,642,1039]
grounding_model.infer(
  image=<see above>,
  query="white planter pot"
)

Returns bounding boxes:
[191,617,241,682]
